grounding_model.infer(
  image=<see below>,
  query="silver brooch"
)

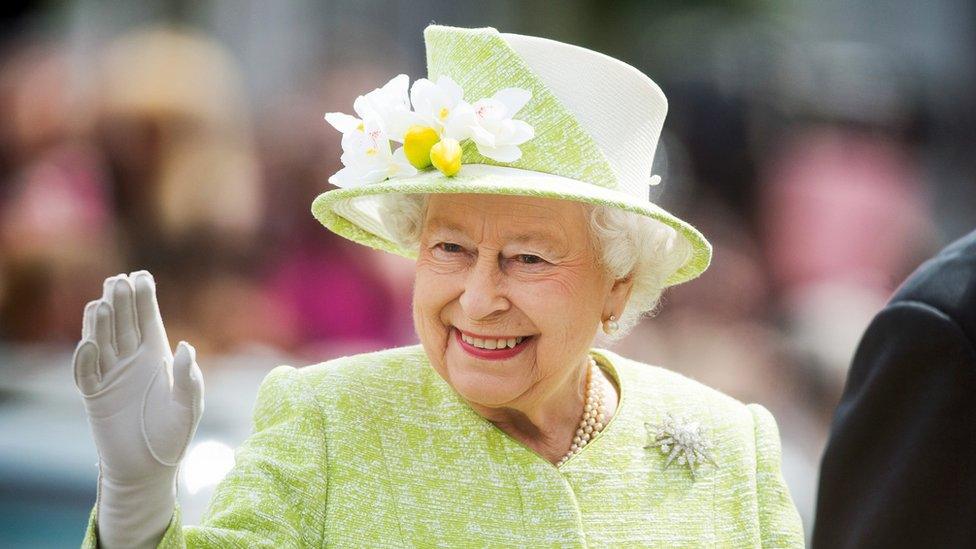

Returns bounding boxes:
[644,413,717,479]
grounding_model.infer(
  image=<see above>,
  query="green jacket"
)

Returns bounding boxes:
[82,344,804,547]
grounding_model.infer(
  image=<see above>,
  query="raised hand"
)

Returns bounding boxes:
[73,271,204,548]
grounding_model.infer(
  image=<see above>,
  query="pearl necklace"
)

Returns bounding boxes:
[556,356,608,467]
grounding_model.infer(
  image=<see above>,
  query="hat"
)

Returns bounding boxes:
[311,24,711,286]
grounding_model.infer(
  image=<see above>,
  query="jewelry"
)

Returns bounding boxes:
[602,314,619,334]
[556,356,608,467]
[643,413,717,479]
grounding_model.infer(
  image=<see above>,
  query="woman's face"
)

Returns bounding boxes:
[413,193,626,411]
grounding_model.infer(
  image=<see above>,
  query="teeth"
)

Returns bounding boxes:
[460,332,526,350]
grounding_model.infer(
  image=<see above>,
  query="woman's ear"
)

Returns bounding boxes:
[604,273,635,320]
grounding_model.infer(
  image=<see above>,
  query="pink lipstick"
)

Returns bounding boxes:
[453,327,533,360]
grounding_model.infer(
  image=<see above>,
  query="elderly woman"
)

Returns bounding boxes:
[75,24,803,547]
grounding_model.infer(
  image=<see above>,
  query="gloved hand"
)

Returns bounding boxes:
[73,271,204,549]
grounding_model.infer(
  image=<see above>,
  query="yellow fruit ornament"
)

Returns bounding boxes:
[430,137,462,176]
[402,125,441,169]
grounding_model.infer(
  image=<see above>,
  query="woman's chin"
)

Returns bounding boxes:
[449,374,524,408]
[442,339,534,406]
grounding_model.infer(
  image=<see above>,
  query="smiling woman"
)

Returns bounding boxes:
[410,193,630,464]
[76,23,803,548]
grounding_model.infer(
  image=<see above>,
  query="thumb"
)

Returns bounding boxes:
[172,341,204,419]
[73,340,101,396]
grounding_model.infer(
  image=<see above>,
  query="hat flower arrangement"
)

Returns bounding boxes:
[324,73,535,186]
[311,25,712,288]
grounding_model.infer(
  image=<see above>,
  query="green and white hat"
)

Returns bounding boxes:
[311,24,711,286]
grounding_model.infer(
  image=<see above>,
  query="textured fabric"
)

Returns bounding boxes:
[311,24,713,288]
[425,26,616,189]
[499,31,667,196]
[813,229,976,549]
[81,344,803,547]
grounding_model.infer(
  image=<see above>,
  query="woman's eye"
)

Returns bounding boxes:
[438,242,464,253]
[516,254,545,265]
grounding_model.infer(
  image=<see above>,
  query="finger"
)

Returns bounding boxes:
[110,276,140,357]
[73,340,101,395]
[94,301,119,374]
[101,273,126,301]
[130,270,168,348]
[97,273,125,344]
[172,341,204,418]
[82,300,99,340]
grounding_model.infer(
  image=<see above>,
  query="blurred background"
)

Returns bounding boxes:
[0,0,973,545]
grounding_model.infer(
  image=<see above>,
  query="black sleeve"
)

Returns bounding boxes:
[812,300,976,549]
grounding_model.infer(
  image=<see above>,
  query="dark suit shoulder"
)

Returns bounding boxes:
[890,229,976,342]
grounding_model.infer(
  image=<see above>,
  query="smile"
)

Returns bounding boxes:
[453,327,533,360]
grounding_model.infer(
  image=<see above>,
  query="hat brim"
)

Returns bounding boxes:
[310,164,711,286]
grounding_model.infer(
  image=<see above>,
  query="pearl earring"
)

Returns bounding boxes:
[603,314,619,334]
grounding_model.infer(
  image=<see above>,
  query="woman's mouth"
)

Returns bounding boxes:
[453,327,533,360]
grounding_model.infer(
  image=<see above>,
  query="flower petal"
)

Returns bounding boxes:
[324,112,362,134]
[493,88,531,116]
[442,101,477,141]
[352,95,375,121]
[472,98,506,122]
[469,124,496,148]
[379,74,411,107]
[361,166,393,184]
[340,130,371,157]
[362,74,410,114]
[328,166,362,188]
[409,78,437,116]
[389,146,420,178]
[436,75,464,106]
[476,143,522,162]
[355,74,416,140]
[507,119,535,144]
[383,110,426,143]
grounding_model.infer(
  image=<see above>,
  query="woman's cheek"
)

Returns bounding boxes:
[414,263,461,332]
[512,268,588,300]
[411,288,451,363]
[515,271,600,339]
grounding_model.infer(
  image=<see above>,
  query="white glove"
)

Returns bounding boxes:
[73,271,204,549]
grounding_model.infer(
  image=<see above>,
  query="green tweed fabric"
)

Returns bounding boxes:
[310,24,715,287]
[81,345,803,547]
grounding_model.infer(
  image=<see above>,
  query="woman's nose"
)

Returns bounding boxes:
[458,254,510,320]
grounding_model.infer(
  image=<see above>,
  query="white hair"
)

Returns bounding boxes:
[378,193,692,340]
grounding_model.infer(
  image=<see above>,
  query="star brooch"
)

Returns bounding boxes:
[644,413,717,480]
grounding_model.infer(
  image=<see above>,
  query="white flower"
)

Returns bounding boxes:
[445,87,534,162]
[325,74,422,142]
[323,90,380,135]
[323,73,537,184]
[328,116,417,188]
[323,111,364,135]
[409,75,466,136]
